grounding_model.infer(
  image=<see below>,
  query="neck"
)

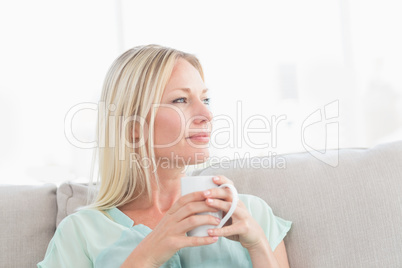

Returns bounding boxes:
[121,165,187,214]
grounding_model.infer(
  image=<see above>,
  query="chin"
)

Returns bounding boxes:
[187,151,210,165]
[154,149,210,169]
[178,148,210,166]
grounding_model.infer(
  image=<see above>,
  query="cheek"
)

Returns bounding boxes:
[154,110,185,145]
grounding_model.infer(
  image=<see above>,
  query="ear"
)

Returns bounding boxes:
[129,115,149,147]
[130,121,140,142]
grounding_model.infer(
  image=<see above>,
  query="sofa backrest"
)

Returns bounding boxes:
[0,184,57,268]
[192,140,402,267]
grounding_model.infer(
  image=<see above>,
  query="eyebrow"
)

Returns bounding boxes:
[172,88,209,93]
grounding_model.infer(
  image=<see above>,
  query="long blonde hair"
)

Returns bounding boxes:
[88,44,204,211]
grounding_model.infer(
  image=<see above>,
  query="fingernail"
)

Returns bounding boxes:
[204,190,211,196]
[213,236,219,241]
[208,229,214,235]
[213,177,219,181]
[215,217,221,223]
[207,198,213,204]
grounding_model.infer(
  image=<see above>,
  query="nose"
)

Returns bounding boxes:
[191,99,213,125]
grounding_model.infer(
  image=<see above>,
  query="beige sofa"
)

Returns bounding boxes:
[1,141,401,267]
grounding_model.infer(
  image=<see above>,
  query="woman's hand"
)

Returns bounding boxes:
[203,175,267,250]
[127,191,221,267]
[200,175,284,268]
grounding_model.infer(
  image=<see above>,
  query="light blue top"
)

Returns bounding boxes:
[38,194,292,267]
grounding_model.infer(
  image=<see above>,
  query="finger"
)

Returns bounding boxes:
[211,175,233,186]
[205,199,249,221]
[205,198,233,213]
[204,187,233,201]
[175,201,220,222]
[168,191,208,215]
[207,223,246,238]
[177,214,222,233]
[184,236,219,247]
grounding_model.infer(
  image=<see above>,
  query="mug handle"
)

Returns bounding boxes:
[216,183,239,228]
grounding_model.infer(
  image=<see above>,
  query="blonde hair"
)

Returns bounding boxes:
[88,44,204,211]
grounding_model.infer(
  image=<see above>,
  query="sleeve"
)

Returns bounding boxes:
[37,215,92,268]
[241,194,292,252]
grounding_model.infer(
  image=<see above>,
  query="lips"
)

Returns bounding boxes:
[186,132,211,142]
[186,132,211,139]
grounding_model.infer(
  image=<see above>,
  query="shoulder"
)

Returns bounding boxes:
[238,193,267,203]
[239,194,292,252]
[238,194,273,214]
[58,209,105,225]
[56,209,111,234]
[37,210,104,267]
[38,209,123,267]
[238,194,280,226]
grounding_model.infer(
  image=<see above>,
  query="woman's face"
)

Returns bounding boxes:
[153,58,212,167]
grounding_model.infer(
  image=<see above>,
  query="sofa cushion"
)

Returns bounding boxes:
[56,182,94,226]
[0,184,57,268]
[192,140,402,267]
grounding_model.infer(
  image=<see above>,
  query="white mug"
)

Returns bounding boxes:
[181,176,239,237]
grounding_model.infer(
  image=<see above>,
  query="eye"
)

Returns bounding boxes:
[203,98,210,105]
[172,97,187,103]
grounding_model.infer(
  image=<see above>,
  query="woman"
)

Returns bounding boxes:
[38,45,292,267]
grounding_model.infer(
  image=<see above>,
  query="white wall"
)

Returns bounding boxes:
[1,0,401,184]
